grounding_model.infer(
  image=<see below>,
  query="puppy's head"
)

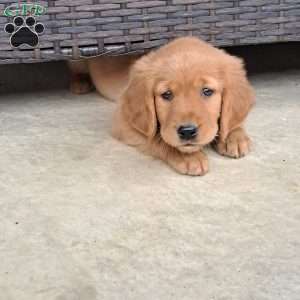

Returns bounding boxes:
[122,37,254,153]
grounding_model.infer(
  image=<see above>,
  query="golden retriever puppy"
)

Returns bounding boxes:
[69,37,255,176]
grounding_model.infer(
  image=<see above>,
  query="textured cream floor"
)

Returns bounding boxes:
[0,71,299,300]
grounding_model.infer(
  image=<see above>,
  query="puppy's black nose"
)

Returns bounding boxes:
[177,124,198,140]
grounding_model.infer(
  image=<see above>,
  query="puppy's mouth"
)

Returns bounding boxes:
[182,143,197,148]
[159,125,218,153]
[178,143,202,153]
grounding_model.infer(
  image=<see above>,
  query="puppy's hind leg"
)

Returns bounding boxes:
[67,60,94,95]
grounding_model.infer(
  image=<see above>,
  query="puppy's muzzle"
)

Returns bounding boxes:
[177,124,198,141]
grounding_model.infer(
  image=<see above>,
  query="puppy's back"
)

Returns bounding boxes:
[88,55,140,101]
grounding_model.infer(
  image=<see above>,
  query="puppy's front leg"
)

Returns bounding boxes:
[147,139,209,176]
[215,127,251,158]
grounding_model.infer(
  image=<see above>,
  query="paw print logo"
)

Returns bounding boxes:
[4,16,44,48]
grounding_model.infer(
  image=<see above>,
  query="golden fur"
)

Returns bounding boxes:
[69,37,255,176]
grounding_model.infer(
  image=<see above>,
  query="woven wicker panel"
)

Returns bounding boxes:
[0,0,300,64]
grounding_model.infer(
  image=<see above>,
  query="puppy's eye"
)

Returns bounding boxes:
[202,88,214,97]
[161,90,173,101]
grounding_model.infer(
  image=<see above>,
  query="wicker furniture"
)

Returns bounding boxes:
[0,0,299,64]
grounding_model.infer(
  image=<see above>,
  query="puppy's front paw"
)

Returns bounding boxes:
[215,128,251,158]
[169,151,209,176]
[70,74,93,95]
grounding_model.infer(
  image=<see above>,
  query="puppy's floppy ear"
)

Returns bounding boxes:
[219,56,255,142]
[121,56,157,138]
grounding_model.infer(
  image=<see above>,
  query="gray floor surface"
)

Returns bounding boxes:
[0,70,299,300]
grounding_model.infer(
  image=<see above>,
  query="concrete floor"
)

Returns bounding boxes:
[0,70,299,300]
